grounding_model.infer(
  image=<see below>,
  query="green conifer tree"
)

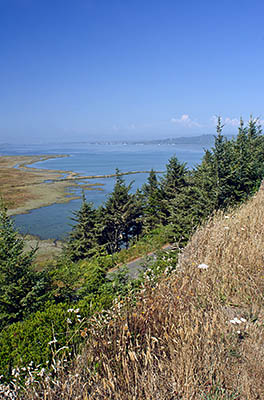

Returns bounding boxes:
[66,194,99,261]
[192,149,218,214]
[159,156,188,223]
[0,204,51,329]
[230,117,253,201]
[100,170,142,253]
[141,169,163,232]
[212,117,234,208]
[245,116,264,191]
[167,180,204,245]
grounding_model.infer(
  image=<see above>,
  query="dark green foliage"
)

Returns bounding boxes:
[212,117,235,208]
[0,205,52,329]
[75,255,112,298]
[49,256,83,302]
[66,194,99,262]
[141,117,264,246]
[100,170,143,253]
[160,156,188,200]
[192,116,264,212]
[242,116,264,192]
[0,259,132,381]
[159,156,189,223]
[168,181,208,246]
[141,169,163,232]
[192,149,218,216]
[230,118,254,202]
[0,302,70,379]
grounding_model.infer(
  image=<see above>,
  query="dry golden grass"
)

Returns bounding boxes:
[21,186,264,399]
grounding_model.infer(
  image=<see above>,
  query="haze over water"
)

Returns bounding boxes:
[2,142,206,240]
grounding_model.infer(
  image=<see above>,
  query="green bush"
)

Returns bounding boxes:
[0,302,78,380]
[0,258,131,381]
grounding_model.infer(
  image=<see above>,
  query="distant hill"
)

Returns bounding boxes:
[132,133,233,147]
[1,134,235,150]
[90,134,234,147]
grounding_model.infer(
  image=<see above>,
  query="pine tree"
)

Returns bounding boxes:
[230,117,253,202]
[66,194,99,262]
[212,117,234,208]
[193,149,218,214]
[0,204,51,328]
[167,180,205,246]
[159,156,189,223]
[141,169,163,232]
[245,116,264,191]
[224,117,264,205]
[247,115,261,140]
[100,170,142,253]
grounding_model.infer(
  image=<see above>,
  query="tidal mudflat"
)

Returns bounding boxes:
[0,154,156,217]
[0,154,103,216]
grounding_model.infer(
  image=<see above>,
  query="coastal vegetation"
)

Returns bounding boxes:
[0,117,264,398]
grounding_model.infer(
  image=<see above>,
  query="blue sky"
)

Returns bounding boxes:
[1,0,264,143]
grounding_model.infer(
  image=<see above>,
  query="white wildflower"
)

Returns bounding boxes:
[67,318,72,324]
[197,263,209,270]
[67,308,74,313]
[230,317,246,325]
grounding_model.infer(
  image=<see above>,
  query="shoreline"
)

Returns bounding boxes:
[0,154,101,216]
[0,154,162,216]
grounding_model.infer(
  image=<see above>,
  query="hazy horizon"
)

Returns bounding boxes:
[0,132,236,147]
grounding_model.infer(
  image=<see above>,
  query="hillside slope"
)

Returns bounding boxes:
[23,185,264,399]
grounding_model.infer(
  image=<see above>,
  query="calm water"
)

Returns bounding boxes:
[1,143,206,240]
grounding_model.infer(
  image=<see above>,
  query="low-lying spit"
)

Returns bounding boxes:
[3,187,264,399]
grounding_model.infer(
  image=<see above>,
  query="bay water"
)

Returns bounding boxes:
[1,142,206,240]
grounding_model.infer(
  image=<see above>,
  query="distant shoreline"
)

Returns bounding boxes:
[0,133,234,149]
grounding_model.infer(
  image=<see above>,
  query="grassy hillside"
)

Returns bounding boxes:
[13,183,264,399]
